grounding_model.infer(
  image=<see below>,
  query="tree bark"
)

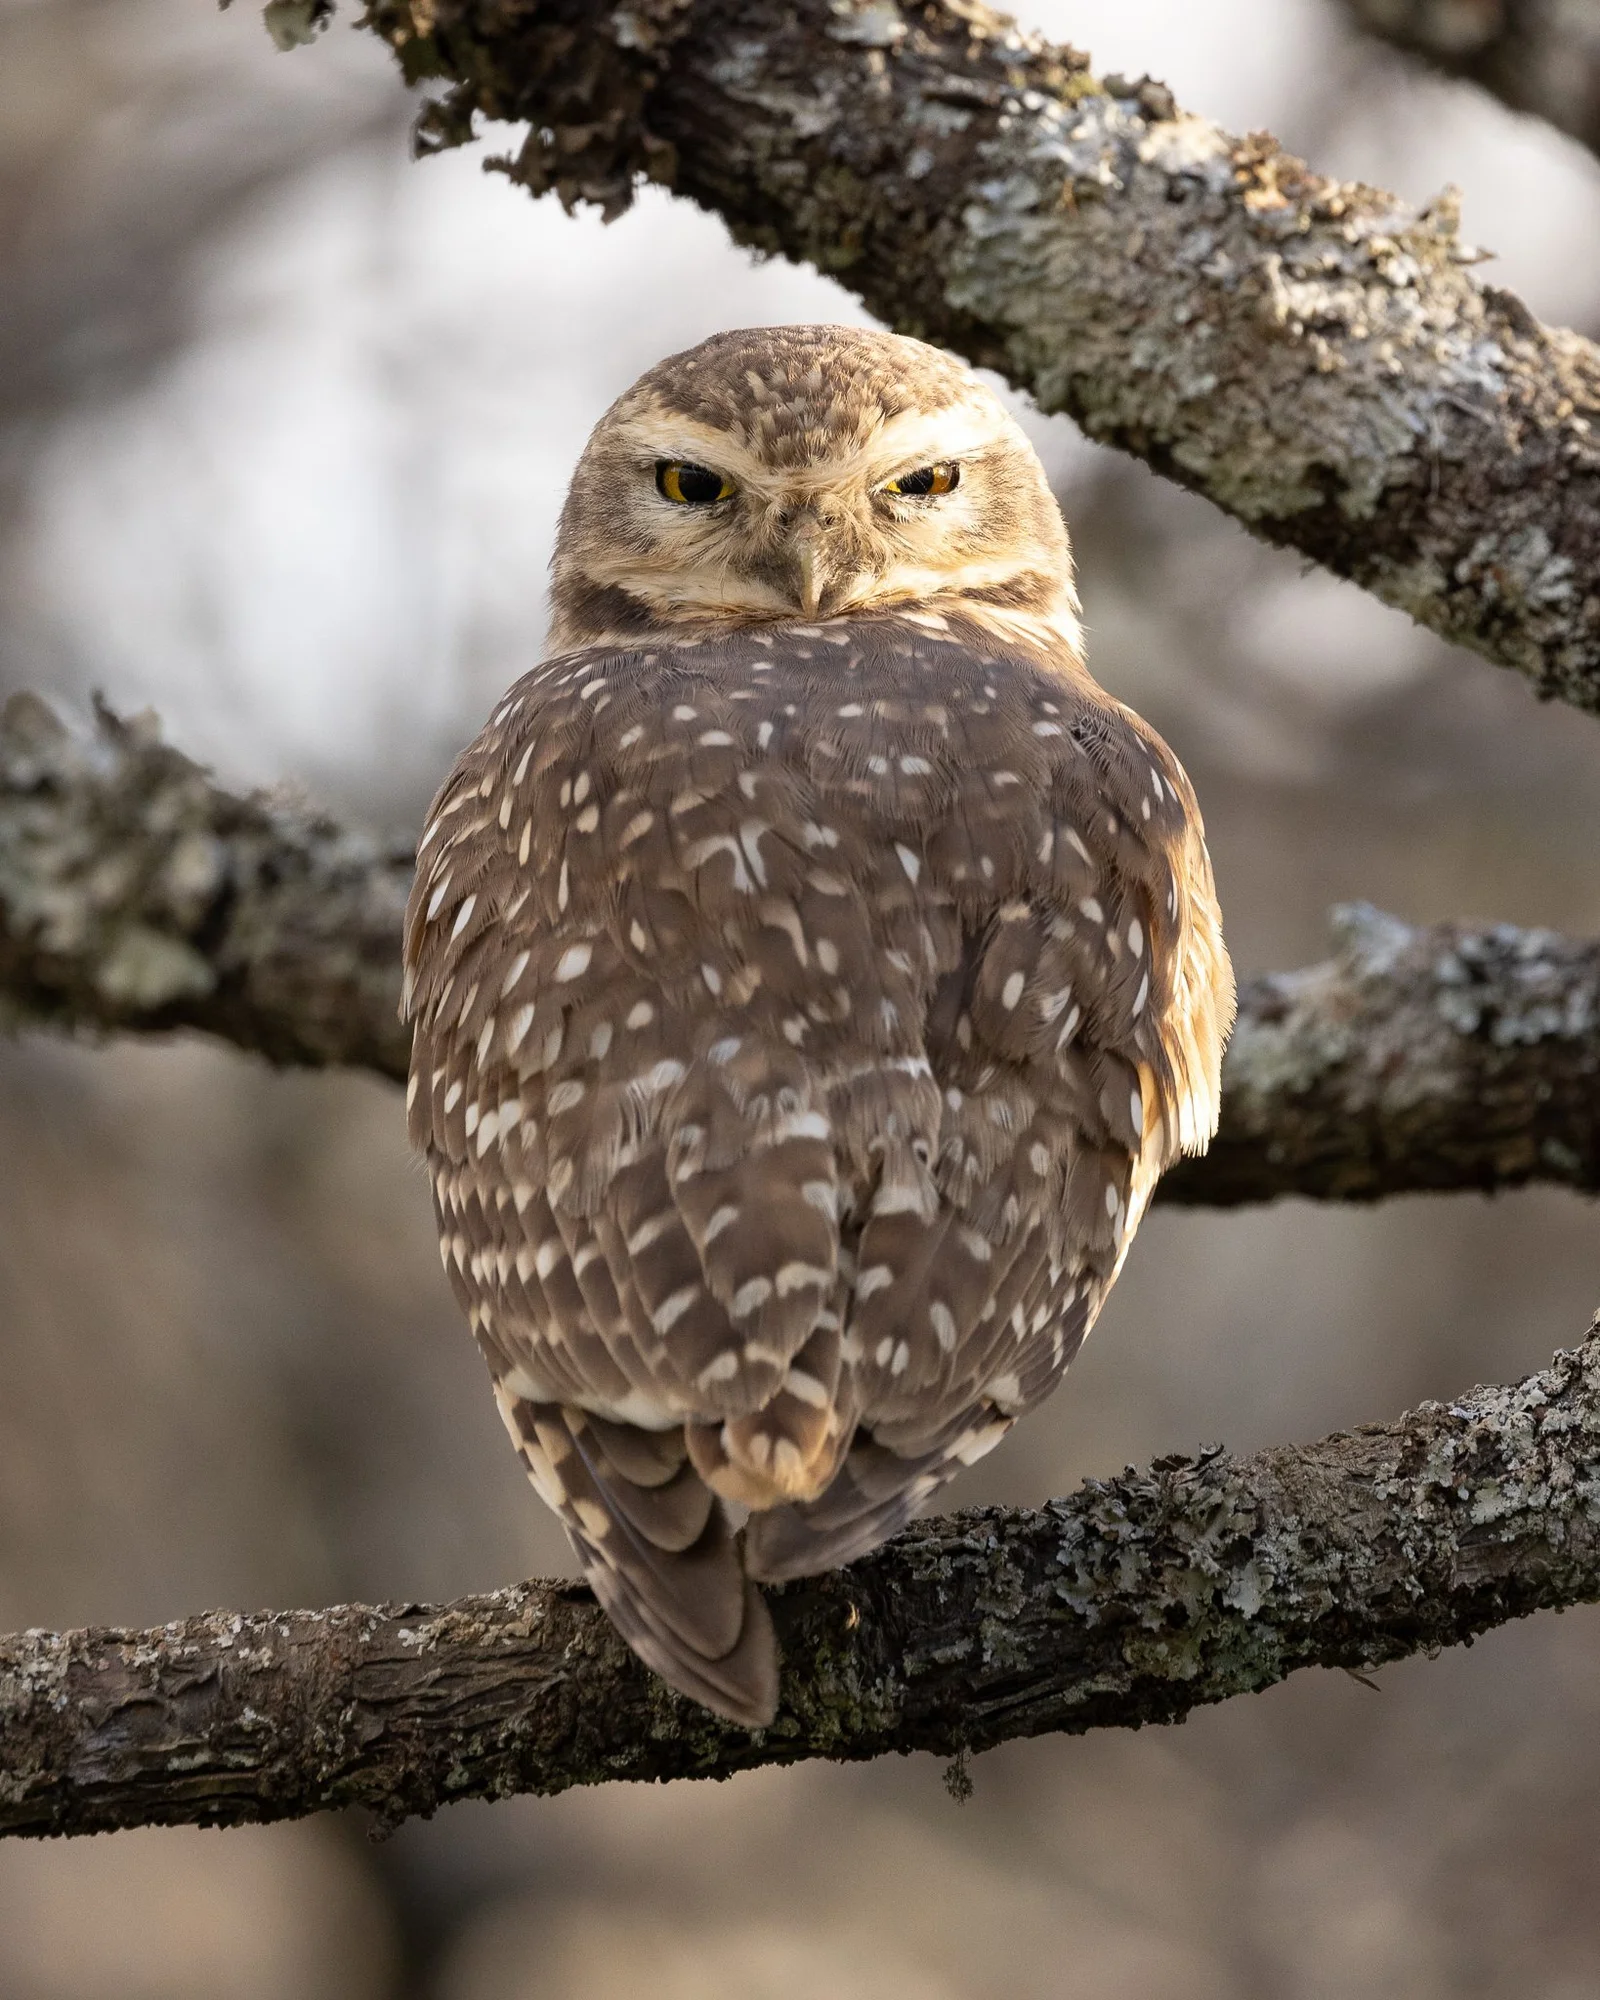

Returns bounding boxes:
[0,691,412,1078]
[1160,900,1600,1205]
[1341,0,1600,165]
[6,692,1599,1201]
[5,1314,1598,1836]
[344,0,1600,719]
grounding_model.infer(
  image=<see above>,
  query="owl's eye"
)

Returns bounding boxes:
[881,462,960,498]
[656,461,735,505]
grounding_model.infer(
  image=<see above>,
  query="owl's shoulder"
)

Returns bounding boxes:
[404,618,1229,1104]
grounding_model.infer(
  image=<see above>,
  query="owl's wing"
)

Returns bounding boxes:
[746,614,1233,1582]
[405,623,1231,1709]
[404,640,937,1724]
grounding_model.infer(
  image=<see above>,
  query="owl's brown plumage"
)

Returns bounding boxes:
[403,326,1233,1726]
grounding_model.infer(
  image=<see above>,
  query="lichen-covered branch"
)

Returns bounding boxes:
[1159,900,1600,1205]
[343,0,1600,718]
[6,1315,1599,1836]
[1341,0,1600,165]
[6,694,1600,1200]
[0,692,413,1077]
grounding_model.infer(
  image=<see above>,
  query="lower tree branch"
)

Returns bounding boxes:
[1341,0,1600,166]
[5,693,1599,1201]
[5,1315,1598,1836]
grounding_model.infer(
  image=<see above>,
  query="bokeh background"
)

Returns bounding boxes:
[3,3,1600,1994]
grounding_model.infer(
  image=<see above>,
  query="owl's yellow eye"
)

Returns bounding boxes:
[656,461,735,505]
[881,462,960,498]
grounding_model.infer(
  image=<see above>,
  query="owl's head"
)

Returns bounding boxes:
[548,325,1079,655]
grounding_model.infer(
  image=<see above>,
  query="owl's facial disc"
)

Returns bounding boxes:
[548,327,1081,653]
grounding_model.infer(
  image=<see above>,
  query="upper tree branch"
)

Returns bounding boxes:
[5,1314,1599,1836]
[344,0,1600,719]
[5,693,1599,1200]
[1341,0,1600,165]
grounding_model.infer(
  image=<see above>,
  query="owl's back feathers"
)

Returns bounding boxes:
[404,612,1231,1724]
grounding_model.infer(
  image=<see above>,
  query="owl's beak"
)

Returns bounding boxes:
[790,518,827,616]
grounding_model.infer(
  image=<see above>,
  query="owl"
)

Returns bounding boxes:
[403,326,1233,1726]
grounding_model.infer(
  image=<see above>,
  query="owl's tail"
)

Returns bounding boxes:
[497,1392,1018,1725]
[743,1406,1012,1584]
[497,1395,779,1728]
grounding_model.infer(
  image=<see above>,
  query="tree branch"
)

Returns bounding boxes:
[6,693,1599,1200]
[0,691,412,1079]
[5,1314,1598,1836]
[1340,0,1600,165]
[327,0,1600,719]
[1160,900,1600,1205]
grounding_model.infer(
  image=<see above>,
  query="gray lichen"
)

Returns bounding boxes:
[0,692,412,1077]
[262,0,336,49]
[1161,903,1600,1204]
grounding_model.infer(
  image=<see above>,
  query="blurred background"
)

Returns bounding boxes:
[2,1,1600,1993]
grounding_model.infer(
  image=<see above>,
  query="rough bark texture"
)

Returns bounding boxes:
[5,1315,1599,1836]
[0,691,412,1078]
[1342,0,1600,164]
[1161,900,1600,1205]
[343,0,1600,718]
[6,693,1600,1201]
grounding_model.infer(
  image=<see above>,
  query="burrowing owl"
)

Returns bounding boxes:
[403,325,1233,1726]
